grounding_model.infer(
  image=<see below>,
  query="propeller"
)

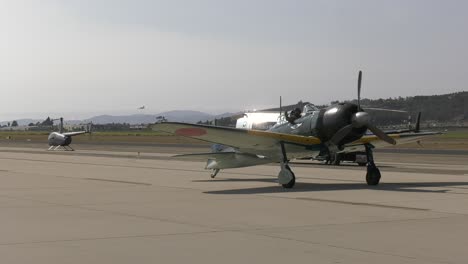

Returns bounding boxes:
[330,71,396,146]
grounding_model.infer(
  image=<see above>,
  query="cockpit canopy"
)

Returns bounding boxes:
[303,104,319,115]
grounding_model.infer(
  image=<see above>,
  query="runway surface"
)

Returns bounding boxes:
[1,145,468,263]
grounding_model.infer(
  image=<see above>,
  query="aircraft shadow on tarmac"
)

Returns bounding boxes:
[202,179,468,195]
[292,162,395,168]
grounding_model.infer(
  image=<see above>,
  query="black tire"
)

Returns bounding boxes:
[281,165,296,188]
[366,166,381,186]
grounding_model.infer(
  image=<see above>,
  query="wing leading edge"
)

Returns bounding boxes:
[348,131,441,148]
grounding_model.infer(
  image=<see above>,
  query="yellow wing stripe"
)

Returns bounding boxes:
[353,134,401,144]
[247,130,322,145]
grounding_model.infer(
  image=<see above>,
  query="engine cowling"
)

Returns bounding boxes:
[316,103,367,145]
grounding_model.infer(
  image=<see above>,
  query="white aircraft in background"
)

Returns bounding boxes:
[47,117,91,151]
[235,112,284,130]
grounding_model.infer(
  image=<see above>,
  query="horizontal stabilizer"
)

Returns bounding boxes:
[172,151,272,169]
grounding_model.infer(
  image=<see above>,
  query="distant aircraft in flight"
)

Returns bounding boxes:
[138,106,145,110]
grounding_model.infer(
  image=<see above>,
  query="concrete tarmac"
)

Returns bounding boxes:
[1,146,468,263]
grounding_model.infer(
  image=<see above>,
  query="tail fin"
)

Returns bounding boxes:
[415,112,421,133]
[59,117,64,134]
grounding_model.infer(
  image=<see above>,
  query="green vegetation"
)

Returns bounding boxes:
[88,131,171,136]
[439,130,468,139]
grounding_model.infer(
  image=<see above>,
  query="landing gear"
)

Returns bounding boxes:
[210,169,220,179]
[366,164,381,185]
[321,144,343,166]
[365,144,381,186]
[278,164,295,188]
[47,145,74,151]
[65,145,74,151]
[278,142,296,188]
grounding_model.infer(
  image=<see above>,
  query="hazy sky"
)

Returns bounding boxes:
[1,0,467,120]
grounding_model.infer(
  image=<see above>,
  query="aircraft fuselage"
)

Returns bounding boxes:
[48,132,72,146]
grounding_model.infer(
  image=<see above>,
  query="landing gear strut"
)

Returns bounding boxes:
[278,142,295,188]
[210,169,220,179]
[365,144,381,185]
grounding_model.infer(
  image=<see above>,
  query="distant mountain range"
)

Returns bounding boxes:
[1,110,239,126]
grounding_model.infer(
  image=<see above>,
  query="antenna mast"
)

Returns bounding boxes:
[279,96,282,121]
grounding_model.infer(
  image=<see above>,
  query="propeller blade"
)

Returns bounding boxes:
[330,124,353,145]
[367,124,396,145]
[357,71,362,110]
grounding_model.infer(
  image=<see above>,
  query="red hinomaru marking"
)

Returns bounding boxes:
[175,128,207,136]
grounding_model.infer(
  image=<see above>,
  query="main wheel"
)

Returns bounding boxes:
[281,165,296,188]
[366,166,381,186]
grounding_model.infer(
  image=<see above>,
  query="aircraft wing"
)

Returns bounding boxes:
[62,131,88,137]
[346,131,441,149]
[152,122,322,160]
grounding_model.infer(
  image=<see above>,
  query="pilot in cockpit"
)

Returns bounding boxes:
[285,107,302,124]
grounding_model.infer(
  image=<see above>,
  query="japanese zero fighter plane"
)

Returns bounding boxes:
[153,71,440,188]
